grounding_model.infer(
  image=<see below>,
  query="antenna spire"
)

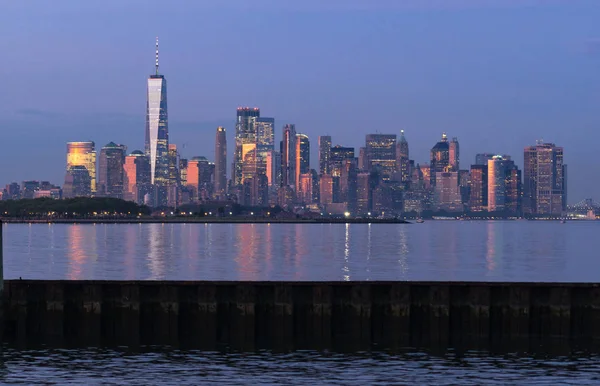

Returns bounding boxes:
[155,36,159,75]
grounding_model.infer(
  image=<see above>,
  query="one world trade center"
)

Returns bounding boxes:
[145,37,169,205]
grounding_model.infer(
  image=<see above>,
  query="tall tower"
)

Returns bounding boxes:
[523,142,566,215]
[430,133,450,187]
[145,37,169,190]
[295,133,310,189]
[214,126,227,197]
[280,124,296,188]
[233,107,260,186]
[449,137,460,171]
[318,135,332,175]
[97,142,127,198]
[396,130,409,183]
[66,141,96,194]
[365,134,397,180]
[487,156,506,212]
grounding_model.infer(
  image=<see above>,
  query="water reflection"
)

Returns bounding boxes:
[67,225,85,280]
[146,223,165,280]
[3,222,600,282]
[486,222,497,273]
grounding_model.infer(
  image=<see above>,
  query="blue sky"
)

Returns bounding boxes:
[1,0,599,202]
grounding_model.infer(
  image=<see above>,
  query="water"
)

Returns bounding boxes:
[3,221,600,383]
[2,221,599,282]
[0,347,598,385]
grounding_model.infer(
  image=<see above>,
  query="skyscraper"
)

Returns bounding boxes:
[469,164,488,212]
[97,142,126,198]
[255,117,275,148]
[523,142,565,215]
[66,141,96,194]
[430,133,450,187]
[449,137,460,171]
[487,156,506,212]
[63,166,92,198]
[330,146,354,177]
[233,107,260,186]
[396,130,410,183]
[280,124,296,188]
[214,126,227,197]
[365,134,397,180]
[123,150,151,203]
[295,133,310,190]
[145,37,169,192]
[318,136,332,175]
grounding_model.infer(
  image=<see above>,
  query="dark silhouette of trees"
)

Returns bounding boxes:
[0,197,150,218]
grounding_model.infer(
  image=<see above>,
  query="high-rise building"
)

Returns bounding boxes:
[504,162,522,215]
[233,107,260,186]
[430,133,450,186]
[365,134,397,180]
[214,126,227,197]
[255,117,275,148]
[396,130,410,183]
[449,137,460,171]
[330,146,354,177]
[487,156,506,212]
[63,166,92,198]
[295,133,310,190]
[469,165,488,212]
[66,141,96,194]
[280,124,296,188]
[434,172,462,212]
[523,142,566,215]
[187,156,213,201]
[475,153,511,166]
[319,174,334,205]
[123,150,151,203]
[97,142,126,198]
[167,144,179,186]
[298,172,315,204]
[358,147,367,171]
[145,38,169,191]
[356,172,371,215]
[318,136,332,175]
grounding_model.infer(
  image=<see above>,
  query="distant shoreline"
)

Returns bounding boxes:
[0,217,410,225]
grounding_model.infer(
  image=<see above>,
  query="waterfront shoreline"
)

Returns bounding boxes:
[0,217,410,225]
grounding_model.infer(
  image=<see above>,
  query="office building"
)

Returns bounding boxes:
[63,166,92,198]
[145,37,169,193]
[295,133,310,189]
[487,156,506,212]
[396,130,410,183]
[97,142,126,198]
[469,165,488,212]
[214,126,227,197]
[187,156,213,201]
[66,141,96,194]
[233,107,260,186]
[449,137,460,171]
[280,124,296,188]
[430,133,450,186]
[318,136,332,175]
[365,134,397,180]
[434,172,462,212]
[319,174,334,205]
[123,150,151,203]
[523,142,566,215]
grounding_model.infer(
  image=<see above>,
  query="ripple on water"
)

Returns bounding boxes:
[1,348,600,385]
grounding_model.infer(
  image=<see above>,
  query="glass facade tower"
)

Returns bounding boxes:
[145,38,169,190]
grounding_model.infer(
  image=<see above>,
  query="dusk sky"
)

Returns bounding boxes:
[1,0,599,202]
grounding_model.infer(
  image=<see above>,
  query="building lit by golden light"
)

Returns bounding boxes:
[123,150,151,203]
[66,141,96,193]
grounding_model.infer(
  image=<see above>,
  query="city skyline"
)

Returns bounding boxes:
[1,1,599,202]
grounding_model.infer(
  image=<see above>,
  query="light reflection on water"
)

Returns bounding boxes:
[1,347,600,385]
[1,221,597,281]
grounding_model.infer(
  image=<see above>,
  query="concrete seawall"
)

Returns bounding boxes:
[4,280,600,351]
